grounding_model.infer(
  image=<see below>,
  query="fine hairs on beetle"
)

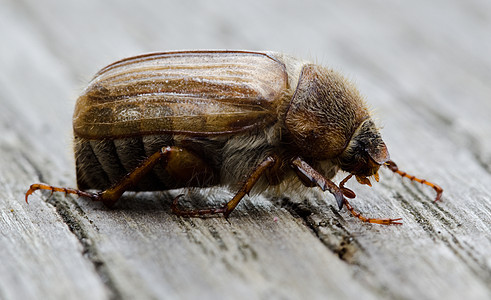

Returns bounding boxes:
[26,50,443,225]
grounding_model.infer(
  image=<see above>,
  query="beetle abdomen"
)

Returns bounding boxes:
[74,134,226,191]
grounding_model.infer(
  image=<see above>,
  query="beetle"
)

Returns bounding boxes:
[26,50,442,225]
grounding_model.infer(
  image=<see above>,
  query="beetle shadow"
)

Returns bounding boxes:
[74,187,275,221]
[90,188,232,214]
[110,191,174,212]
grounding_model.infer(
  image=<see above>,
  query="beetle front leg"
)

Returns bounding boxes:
[290,157,402,225]
[172,155,277,218]
[291,157,345,210]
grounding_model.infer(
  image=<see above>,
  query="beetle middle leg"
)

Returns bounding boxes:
[171,155,278,218]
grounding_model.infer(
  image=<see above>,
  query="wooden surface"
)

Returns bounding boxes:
[1,0,490,299]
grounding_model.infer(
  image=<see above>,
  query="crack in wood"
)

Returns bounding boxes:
[409,97,491,176]
[272,196,365,263]
[43,195,122,300]
[278,197,408,300]
[394,192,491,285]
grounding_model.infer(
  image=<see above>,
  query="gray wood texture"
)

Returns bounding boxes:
[1,0,490,299]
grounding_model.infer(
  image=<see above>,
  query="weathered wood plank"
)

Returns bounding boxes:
[0,93,109,299]
[1,0,490,299]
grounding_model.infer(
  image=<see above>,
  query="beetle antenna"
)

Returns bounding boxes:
[385,160,443,201]
[25,183,102,203]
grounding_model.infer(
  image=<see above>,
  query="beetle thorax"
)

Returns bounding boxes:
[284,64,370,160]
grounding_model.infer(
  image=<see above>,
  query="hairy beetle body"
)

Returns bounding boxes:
[27,50,443,225]
[74,50,368,193]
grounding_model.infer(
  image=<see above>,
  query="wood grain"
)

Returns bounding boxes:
[1,0,490,299]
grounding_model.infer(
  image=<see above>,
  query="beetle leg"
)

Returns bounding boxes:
[339,174,356,199]
[385,160,443,201]
[171,194,231,217]
[25,184,103,203]
[342,197,403,225]
[96,146,180,206]
[172,155,277,218]
[290,157,402,225]
[291,157,345,210]
[26,146,178,206]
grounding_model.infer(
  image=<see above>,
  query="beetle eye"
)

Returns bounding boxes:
[366,141,390,165]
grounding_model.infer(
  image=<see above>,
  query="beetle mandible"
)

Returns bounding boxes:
[26,50,443,225]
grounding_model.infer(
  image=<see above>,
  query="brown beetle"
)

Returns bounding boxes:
[26,50,442,225]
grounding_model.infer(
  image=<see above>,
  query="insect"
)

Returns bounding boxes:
[26,50,443,225]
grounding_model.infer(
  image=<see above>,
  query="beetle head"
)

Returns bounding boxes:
[285,64,389,184]
[337,119,389,183]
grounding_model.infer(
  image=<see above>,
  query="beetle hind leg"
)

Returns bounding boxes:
[25,183,103,204]
[26,146,192,206]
